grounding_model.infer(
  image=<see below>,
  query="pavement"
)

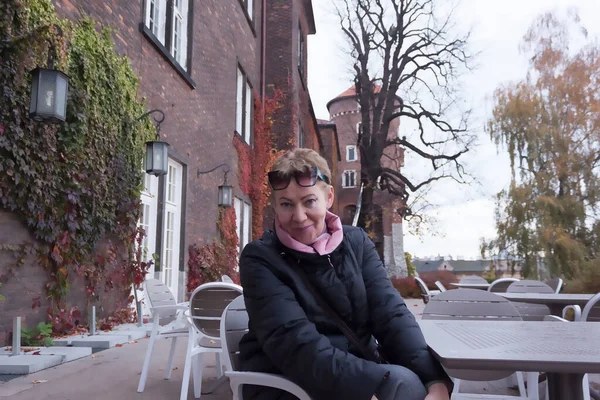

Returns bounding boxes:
[0,298,597,400]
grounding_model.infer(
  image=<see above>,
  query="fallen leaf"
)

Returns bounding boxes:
[209,340,216,344]
[32,380,48,384]
[32,351,41,355]
[115,343,123,347]
[128,340,138,344]
[172,367,178,371]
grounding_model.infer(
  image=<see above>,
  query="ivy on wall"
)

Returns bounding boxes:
[0,0,154,333]
[235,91,283,239]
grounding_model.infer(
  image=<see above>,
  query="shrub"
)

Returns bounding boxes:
[391,277,421,299]
[564,258,600,294]
[22,322,54,347]
[418,270,459,291]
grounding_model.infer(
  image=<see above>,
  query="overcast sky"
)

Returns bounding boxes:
[308,0,600,259]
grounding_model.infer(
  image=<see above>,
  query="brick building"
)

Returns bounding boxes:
[324,86,408,275]
[0,0,332,343]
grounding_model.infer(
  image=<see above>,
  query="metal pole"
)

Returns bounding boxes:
[90,306,96,336]
[136,300,143,327]
[12,317,21,356]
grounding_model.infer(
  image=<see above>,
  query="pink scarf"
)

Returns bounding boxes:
[275,211,344,255]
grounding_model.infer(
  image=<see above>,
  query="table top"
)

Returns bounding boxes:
[419,320,600,374]
[450,282,491,289]
[498,293,594,305]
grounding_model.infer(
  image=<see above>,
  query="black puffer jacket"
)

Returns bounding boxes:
[238,226,449,400]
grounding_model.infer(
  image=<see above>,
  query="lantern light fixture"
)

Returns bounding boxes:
[197,163,233,208]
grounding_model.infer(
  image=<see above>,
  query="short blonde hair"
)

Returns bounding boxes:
[270,148,332,182]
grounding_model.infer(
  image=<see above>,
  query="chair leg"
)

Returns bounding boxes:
[453,378,461,394]
[165,336,178,380]
[180,333,195,400]
[215,351,223,378]
[583,373,590,400]
[137,328,158,392]
[193,352,205,399]
[525,372,539,400]
[516,372,526,397]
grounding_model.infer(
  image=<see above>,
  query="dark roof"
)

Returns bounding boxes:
[415,259,490,273]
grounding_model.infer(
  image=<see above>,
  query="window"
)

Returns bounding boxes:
[297,22,305,77]
[234,198,252,252]
[143,0,190,70]
[346,145,357,162]
[298,121,305,148]
[357,122,362,136]
[342,170,357,188]
[239,0,253,21]
[236,64,253,145]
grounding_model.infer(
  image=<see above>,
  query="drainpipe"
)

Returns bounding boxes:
[261,0,267,112]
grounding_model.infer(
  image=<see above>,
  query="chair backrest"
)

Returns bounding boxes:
[189,282,243,340]
[582,292,600,322]
[221,275,234,283]
[546,277,563,294]
[506,280,553,320]
[488,278,519,293]
[434,281,446,292]
[414,277,432,304]
[506,279,554,293]
[422,289,522,381]
[145,279,178,324]
[459,275,487,284]
[220,295,248,371]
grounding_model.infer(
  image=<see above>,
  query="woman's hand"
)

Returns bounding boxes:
[371,396,379,400]
[424,382,450,400]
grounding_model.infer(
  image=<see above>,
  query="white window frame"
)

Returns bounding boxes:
[298,121,304,148]
[234,198,252,253]
[235,64,253,145]
[240,0,253,21]
[342,170,357,188]
[346,145,357,162]
[143,0,190,71]
[298,21,305,77]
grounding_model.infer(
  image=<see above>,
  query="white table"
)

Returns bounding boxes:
[449,282,490,290]
[498,293,594,316]
[419,320,600,400]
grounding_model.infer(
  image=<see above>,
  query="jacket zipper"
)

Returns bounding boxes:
[327,254,334,269]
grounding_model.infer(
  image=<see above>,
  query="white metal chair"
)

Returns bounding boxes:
[545,278,563,294]
[506,280,554,321]
[488,278,520,293]
[434,280,447,292]
[422,289,539,400]
[137,279,189,393]
[221,275,234,283]
[180,282,243,400]
[562,292,600,322]
[415,276,440,304]
[220,295,312,400]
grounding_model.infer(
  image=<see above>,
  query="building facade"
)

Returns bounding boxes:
[0,0,329,344]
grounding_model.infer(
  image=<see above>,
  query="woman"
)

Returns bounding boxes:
[238,149,451,400]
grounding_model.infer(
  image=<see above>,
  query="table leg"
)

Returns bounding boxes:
[547,372,585,400]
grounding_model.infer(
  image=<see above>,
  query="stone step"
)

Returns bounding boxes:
[53,334,132,349]
[0,354,63,375]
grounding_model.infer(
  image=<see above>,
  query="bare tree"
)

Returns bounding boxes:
[336,0,474,235]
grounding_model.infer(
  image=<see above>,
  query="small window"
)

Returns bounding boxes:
[298,21,305,77]
[346,145,357,162]
[143,0,190,70]
[342,170,357,188]
[234,198,252,252]
[235,64,253,145]
[357,122,362,136]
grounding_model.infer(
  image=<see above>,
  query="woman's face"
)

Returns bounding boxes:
[274,179,334,245]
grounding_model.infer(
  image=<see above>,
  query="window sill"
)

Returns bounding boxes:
[139,24,196,89]
[342,186,358,189]
[234,131,252,147]
[237,0,257,38]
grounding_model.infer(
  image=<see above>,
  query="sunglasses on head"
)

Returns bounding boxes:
[268,166,331,190]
